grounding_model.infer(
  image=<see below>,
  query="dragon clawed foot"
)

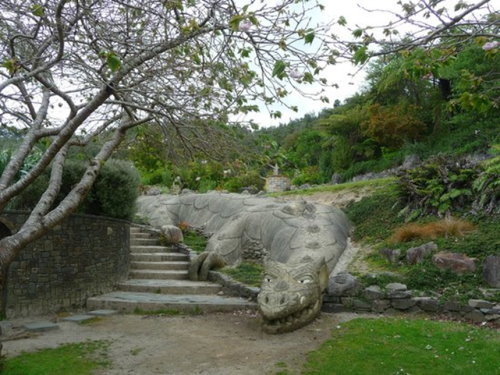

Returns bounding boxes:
[188,252,226,281]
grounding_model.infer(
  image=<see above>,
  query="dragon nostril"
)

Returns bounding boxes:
[280,296,285,305]
[265,296,269,304]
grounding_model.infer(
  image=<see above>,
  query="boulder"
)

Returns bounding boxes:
[468,299,494,309]
[379,248,401,264]
[392,298,417,310]
[401,154,421,170]
[160,225,184,244]
[385,282,407,293]
[406,242,437,265]
[432,252,476,274]
[328,272,361,297]
[371,299,391,313]
[330,173,343,185]
[363,285,384,300]
[483,255,500,287]
[414,297,440,312]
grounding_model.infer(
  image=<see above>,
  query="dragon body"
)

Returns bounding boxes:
[136,192,351,333]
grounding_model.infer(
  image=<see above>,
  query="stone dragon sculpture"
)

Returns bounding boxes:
[136,192,351,333]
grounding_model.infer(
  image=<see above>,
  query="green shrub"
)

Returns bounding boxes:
[197,179,218,193]
[93,160,140,219]
[141,168,173,186]
[331,136,353,171]
[292,166,323,185]
[8,159,140,220]
[222,171,265,192]
[472,154,500,214]
[397,155,499,218]
[345,184,403,242]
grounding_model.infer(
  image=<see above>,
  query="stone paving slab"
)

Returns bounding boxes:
[0,321,13,335]
[87,291,257,313]
[62,314,96,323]
[88,309,118,316]
[118,279,222,295]
[24,321,59,332]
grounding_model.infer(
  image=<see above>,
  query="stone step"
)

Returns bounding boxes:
[87,291,256,314]
[131,261,189,271]
[131,253,189,262]
[130,245,172,253]
[117,279,222,295]
[130,232,156,239]
[130,238,161,246]
[130,227,144,233]
[129,269,188,280]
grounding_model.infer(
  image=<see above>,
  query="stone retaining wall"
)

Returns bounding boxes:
[265,176,291,193]
[324,276,500,325]
[1,211,130,318]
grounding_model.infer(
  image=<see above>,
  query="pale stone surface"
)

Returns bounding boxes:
[392,299,416,310]
[88,310,118,316]
[483,255,500,287]
[468,299,494,309]
[137,192,351,333]
[371,299,391,313]
[386,283,407,292]
[414,297,440,312]
[432,252,476,274]
[328,272,361,296]
[363,285,384,300]
[62,314,95,323]
[24,321,59,332]
[406,242,437,265]
[160,225,184,244]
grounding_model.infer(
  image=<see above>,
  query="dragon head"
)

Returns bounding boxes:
[257,256,328,334]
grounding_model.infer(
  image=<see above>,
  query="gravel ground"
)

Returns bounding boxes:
[2,310,374,375]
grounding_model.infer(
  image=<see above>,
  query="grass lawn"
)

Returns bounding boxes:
[2,340,111,375]
[220,262,264,287]
[182,229,208,253]
[302,318,500,375]
[271,177,395,197]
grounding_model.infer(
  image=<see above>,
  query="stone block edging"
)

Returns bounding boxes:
[324,286,500,325]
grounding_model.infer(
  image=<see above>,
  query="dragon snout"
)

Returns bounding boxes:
[257,292,299,319]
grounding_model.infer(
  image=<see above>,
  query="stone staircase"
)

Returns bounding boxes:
[87,226,256,313]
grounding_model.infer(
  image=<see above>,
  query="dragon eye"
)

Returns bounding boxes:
[299,278,312,284]
[264,276,272,283]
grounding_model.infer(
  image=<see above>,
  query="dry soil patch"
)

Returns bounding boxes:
[3,311,374,374]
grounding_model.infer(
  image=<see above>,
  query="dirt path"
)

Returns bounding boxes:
[277,187,374,209]
[3,311,373,374]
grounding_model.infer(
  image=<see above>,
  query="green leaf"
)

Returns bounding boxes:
[106,53,121,72]
[353,29,363,38]
[229,15,244,31]
[303,72,314,83]
[272,60,287,80]
[248,15,259,26]
[353,46,369,65]
[30,4,45,17]
[338,16,347,26]
[240,48,251,58]
[2,58,17,74]
[304,32,315,44]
